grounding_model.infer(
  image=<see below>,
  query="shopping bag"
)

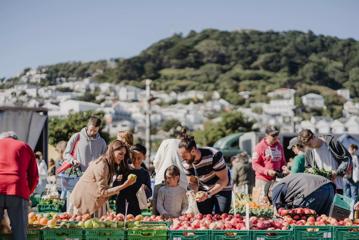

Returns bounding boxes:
[185,190,199,214]
[137,185,148,210]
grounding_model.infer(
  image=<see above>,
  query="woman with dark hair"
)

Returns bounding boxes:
[177,131,232,214]
[70,140,136,216]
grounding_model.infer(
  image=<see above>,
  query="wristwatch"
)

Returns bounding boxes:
[207,192,212,198]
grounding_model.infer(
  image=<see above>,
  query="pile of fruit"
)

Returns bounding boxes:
[170,213,287,231]
[231,193,274,217]
[278,207,357,226]
[37,198,65,212]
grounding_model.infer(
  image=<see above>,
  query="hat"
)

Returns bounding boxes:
[0,131,18,139]
[287,137,299,149]
[130,143,146,155]
[265,125,279,135]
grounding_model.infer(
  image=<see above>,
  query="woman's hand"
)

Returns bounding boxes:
[124,177,136,187]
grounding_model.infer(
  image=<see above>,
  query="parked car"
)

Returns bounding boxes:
[213,133,242,162]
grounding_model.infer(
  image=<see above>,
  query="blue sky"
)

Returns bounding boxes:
[1,0,358,79]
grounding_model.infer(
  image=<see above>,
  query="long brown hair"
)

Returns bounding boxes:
[104,140,130,177]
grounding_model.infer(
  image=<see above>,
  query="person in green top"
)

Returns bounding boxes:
[287,137,305,173]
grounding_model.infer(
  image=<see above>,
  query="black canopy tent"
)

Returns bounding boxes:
[0,106,48,162]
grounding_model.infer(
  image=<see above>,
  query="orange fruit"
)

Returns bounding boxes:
[39,217,48,225]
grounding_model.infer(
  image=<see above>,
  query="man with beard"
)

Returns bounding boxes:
[63,116,107,172]
[177,131,231,214]
[62,116,107,212]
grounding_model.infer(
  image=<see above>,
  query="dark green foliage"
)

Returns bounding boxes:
[6,29,359,119]
[193,111,254,146]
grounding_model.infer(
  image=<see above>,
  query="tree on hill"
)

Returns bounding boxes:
[193,111,254,146]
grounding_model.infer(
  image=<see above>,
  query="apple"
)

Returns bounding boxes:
[127,174,137,181]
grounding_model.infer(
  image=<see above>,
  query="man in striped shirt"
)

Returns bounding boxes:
[178,134,232,214]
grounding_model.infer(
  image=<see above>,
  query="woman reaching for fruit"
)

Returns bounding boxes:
[70,140,136,217]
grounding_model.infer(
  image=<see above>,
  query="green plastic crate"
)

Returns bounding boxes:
[142,221,172,227]
[27,228,42,240]
[0,228,42,240]
[84,228,126,240]
[333,226,359,240]
[293,226,333,240]
[42,228,84,240]
[169,230,210,240]
[38,204,63,213]
[211,230,250,240]
[127,224,167,240]
[141,210,152,217]
[251,230,294,240]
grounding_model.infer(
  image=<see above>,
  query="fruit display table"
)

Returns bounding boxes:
[3,207,359,240]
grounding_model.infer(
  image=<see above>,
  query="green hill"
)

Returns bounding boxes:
[7,29,359,112]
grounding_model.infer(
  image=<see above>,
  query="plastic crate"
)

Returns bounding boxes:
[293,226,333,240]
[127,223,167,240]
[142,221,172,227]
[211,230,250,240]
[0,228,42,240]
[333,226,359,240]
[84,228,126,240]
[27,228,42,240]
[141,210,152,217]
[38,204,63,213]
[169,230,210,240]
[251,230,294,240]
[42,228,84,240]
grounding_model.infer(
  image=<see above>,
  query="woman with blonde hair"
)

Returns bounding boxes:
[70,140,136,216]
[117,130,134,147]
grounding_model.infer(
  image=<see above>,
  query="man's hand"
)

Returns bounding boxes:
[195,191,208,202]
[267,169,276,177]
[331,171,337,181]
[282,166,290,175]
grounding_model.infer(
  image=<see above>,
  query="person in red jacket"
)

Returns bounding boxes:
[252,126,287,192]
[0,131,39,240]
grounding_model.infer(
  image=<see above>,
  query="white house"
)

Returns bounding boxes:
[239,91,251,99]
[337,89,350,101]
[117,86,143,102]
[302,93,325,109]
[267,88,296,99]
[177,91,205,101]
[60,100,100,114]
[343,101,359,116]
[299,120,316,133]
[331,120,346,134]
[345,116,359,134]
[315,119,331,134]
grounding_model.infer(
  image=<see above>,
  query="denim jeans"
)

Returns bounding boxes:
[343,178,359,202]
[300,183,335,215]
[197,191,232,214]
[0,195,29,240]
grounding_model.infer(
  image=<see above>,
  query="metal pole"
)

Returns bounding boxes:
[145,79,152,167]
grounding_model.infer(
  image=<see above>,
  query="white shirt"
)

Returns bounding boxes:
[153,139,188,189]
